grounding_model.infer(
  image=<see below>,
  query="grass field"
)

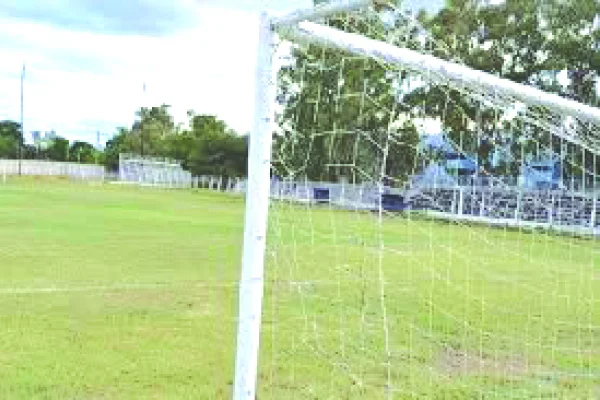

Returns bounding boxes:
[0,178,242,399]
[0,178,598,399]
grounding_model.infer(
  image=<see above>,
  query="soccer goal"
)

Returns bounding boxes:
[118,153,192,188]
[234,1,600,398]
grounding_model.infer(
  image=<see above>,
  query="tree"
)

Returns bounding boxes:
[275,1,419,184]
[21,144,37,160]
[0,120,22,159]
[104,128,133,171]
[102,110,248,178]
[411,0,600,177]
[69,141,97,164]
[46,137,70,162]
[543,0,600,105]
[185,114,248,177]
[133,104,176,156]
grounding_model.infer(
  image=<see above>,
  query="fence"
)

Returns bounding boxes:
[412,174,600,196]
[192,176,245,193]
[0,159,105,181]
[196,175,600,235]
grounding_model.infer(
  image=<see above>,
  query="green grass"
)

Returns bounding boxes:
[0,178,598,399]
[0,178,242,399]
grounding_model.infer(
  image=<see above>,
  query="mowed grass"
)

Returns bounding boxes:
[0,178,598,399]
[260,201,600,398]
[0,178,243,399]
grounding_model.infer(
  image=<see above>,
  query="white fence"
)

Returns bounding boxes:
[0,159,105,181]
[192,176,246,193]
[196,175,600,235]
[193,176,401,209]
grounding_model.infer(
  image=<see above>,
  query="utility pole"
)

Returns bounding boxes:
[141,82,146,157]
[19,63,24,176]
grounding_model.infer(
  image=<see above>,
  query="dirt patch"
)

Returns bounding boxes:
[438,347,534,378]
[99,284,217,317]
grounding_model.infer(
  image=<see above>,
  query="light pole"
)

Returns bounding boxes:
[19,63,24,176]
[141,82,147,157]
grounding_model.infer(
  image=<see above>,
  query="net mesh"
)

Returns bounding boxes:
[259,3,600,398]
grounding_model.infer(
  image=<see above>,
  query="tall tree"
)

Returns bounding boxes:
[46,137,70,162]
[0,120,22,159]
[104,127,134,171]
[103,110,248,177]
[276,1,419,184]
[133,104,176,156]
[185,113,248,177]
[540,0,599,103]
[411,0,600,176]
[69,141,98,164]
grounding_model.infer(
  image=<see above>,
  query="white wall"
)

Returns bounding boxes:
[0,159,105,180]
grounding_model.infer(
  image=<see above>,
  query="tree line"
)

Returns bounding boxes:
[276,0,600,184]
[103,106,248,177]
[1,0,598,182]
[0,106,249,177]
[0,121,93,163]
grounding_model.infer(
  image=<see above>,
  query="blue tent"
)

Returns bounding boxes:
[521,158,561,190]
[411,163,457,187]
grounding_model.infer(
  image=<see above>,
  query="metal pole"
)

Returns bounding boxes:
[273,0,371,27]
[233,11,276,400]
[19,63,24,176]
[141,83,147,157]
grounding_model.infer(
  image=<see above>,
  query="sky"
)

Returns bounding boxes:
[0,0,445,146]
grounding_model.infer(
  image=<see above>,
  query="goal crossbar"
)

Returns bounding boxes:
[272,0,372,27]
[284,20,600,154]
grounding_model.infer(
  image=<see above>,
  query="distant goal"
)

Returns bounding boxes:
[118,153,192,189]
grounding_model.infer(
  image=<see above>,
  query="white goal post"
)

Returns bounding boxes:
[233,10,277,400]
[234,1,600,398]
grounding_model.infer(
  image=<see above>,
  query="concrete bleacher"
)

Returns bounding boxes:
[204,174,599,235]
[408,186,600,230]
[263,176,600,232]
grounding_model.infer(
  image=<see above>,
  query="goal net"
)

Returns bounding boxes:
[235,1,600,398]
[118,153,192,188]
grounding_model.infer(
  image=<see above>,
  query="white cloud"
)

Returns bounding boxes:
[0,0,446,145]
[0,3,264,144]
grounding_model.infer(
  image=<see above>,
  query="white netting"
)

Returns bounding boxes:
[253,2,600,398]
[118,153,192,189]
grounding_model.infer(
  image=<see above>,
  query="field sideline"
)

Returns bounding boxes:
[0,178,598,399]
